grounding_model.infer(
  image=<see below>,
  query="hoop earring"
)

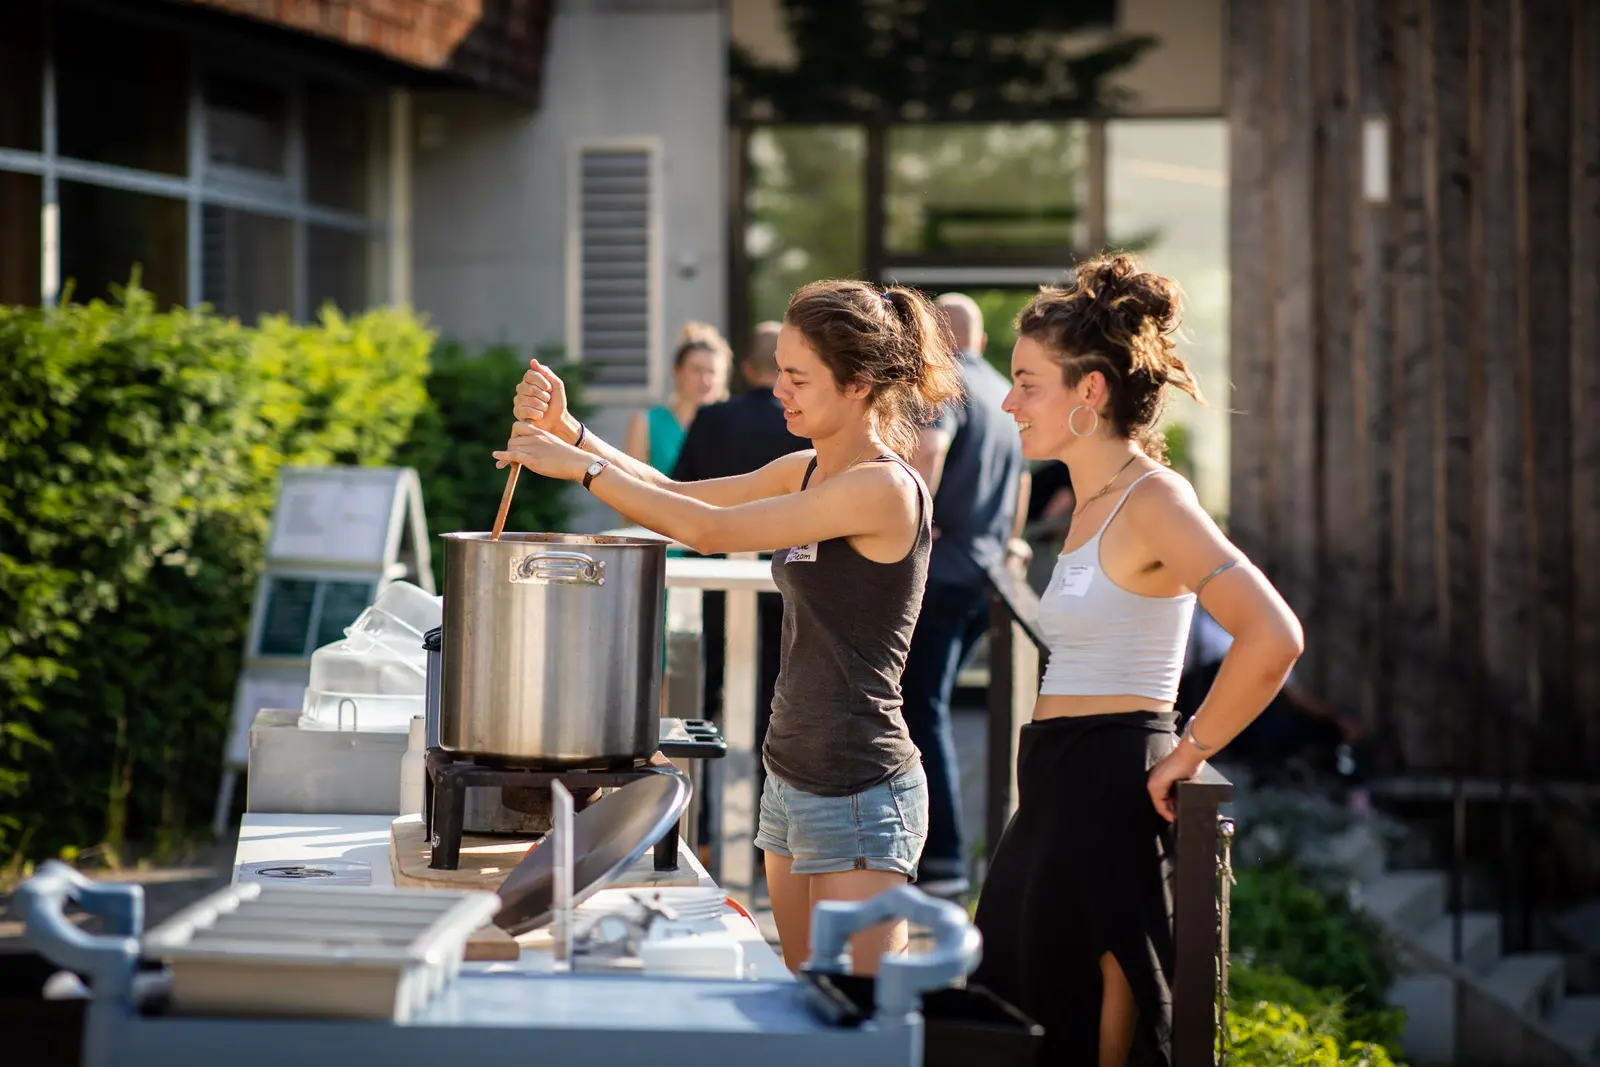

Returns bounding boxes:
[1068,405,1099,438]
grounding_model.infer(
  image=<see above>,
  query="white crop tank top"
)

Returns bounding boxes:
[1037,469,1197,702]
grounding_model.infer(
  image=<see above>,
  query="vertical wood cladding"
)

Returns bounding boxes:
[1227,0,1598,778]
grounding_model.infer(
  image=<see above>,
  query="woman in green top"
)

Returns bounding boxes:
[624,322,731,473]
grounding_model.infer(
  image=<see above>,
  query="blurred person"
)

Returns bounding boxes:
[672,321,802,482]
[500,280,961,975]
[623,321,732,473]
[1178,607,1365,798]
[1025,459,1076,538]
[972,254,1303,1066]
[900,292,1029,899]
[1021,459,1075,592]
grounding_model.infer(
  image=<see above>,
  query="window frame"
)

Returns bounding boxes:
[0,1,395,318]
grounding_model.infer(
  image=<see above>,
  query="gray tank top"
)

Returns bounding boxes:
[763,454,930,796]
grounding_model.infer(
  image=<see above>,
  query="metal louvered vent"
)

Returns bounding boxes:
[571,144,657,393]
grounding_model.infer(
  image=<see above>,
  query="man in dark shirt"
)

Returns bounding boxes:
[672,322,800,482]
[671,321,805,747]
[904,293,1029,898]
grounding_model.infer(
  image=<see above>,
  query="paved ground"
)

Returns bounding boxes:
[0,840,237,947]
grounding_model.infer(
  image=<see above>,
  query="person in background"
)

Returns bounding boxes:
[1178,607,1366,802]
[673,322,801,482]
[624,321,732,473]
[501,280,961,975]
[972,254,1303,1066]
[1020,459,1076,591]
[901,292,1029,899]
[672,321,810,738]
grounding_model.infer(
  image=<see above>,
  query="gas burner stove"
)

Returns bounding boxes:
[423,717,726,871]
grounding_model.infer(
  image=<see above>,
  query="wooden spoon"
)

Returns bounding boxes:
[490,465,519,541]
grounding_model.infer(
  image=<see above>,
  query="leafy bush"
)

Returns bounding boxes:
[1227,966,1402,1067]
[0,288,432,862]
[393,341,589,592]
[1229,862,1399,1039]
[1228,963,1407,1065]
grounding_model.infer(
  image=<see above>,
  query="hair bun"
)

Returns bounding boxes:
[1073,253,1180,338]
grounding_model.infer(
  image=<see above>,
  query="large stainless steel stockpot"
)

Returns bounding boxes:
[438,532,666,765]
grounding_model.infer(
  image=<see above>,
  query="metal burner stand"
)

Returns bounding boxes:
[424,717,726,871]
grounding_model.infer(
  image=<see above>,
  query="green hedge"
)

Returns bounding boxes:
[0,288,433,863]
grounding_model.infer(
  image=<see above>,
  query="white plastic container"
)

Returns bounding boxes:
[300,690,424,733]
[299,603,430,732]
[141,883,500,1021]
[344,580,442,662]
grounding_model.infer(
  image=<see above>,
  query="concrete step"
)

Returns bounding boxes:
[1306,821,1389,885]
[1551,995,1600,1064]
[1389,973,1457,1066]
[1415,911,1502,974]
[1481,952,1567,1020]
[1357,869,1448,933]
[1548,995,1600,1064]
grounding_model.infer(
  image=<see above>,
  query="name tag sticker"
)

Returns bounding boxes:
[787,543,818,563]
[1058,564,1096,597]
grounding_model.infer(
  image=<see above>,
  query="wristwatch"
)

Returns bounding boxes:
[582,458,610,491]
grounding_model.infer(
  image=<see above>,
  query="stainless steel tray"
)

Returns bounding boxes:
[141,883,500,1021]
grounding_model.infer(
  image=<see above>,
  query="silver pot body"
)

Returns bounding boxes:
[438,532,665,765]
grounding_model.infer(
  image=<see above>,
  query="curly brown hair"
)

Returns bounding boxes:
[783,280,964,459]
[1015,253,1204,461]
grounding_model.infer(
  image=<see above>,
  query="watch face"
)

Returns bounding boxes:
[587,461,606,476]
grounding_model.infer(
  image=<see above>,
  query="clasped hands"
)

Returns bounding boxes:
[491,359,589,481]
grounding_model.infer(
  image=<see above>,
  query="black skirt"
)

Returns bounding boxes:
[971,711,1178,1066]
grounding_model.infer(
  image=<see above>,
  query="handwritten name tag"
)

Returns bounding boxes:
[787,543,818,563]
[1057,564,1096,597]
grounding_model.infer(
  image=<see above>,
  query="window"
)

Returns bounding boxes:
[59,182,187,307]
[206,73,290,177]
[744,126,865,325]
[886,123,1089,259]
[201,206,293,321]
[0,3,43,153]
[306,81,380,213]
[56,17,188,176]
[568,141,661,396]
[308,225,370,316]
[0,173,41,305]
[0,4,391,315]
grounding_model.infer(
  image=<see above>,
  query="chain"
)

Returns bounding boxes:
[1075,453,1140,515]
[1217,815,1236,1062]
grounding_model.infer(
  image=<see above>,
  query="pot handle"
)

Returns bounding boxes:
[510,550,607,587]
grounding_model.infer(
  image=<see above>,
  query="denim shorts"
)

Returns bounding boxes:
[755,762,929,879]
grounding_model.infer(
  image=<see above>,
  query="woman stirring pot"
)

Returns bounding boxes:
[972,254,1304,1067]
[496,281,961,974]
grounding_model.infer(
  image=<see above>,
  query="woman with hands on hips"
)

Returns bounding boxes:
[496,281,962,977]
[968,254,1304,1067]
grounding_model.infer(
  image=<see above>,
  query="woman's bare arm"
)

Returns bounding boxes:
[494,429,914,556]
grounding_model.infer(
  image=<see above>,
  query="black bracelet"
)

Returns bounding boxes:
[574,421,588,449]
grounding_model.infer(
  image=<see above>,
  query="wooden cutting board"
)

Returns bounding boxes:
[388,817,702,894]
